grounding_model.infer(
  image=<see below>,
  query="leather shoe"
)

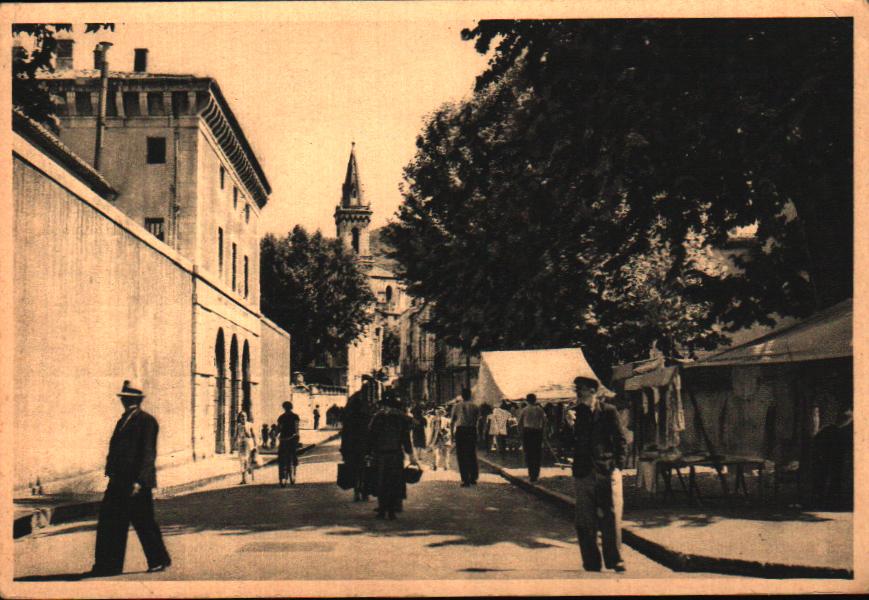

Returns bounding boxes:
[147,561,171,573]
[612,562,626,573]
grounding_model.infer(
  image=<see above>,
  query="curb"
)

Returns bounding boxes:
[479,456,853,580]
[13,432,340,540]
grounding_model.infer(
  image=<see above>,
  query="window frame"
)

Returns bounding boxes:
[146,137,166,164]
[145,217,165,242]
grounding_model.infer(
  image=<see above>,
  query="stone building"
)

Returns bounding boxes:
[333,144,410,393]
[12,45,292,493]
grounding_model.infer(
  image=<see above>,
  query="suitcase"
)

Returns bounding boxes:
[336,462,354,490]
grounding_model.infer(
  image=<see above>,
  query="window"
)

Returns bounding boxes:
[146,137,166,164]
[147,92,165,116]
[233,186,238,210]
[106,91,118,117]
[145,218,165,242]
[385,286,393,303]
[231,242,237,291]
[75,91,93,116]
[122,92,140,117]
[220,166,225,189]
[56,39,73,70]
[351,228,360,254]
[171,91,189,117]
[244,204,250,224]
[218,227,224,275]
[243,256,249,298]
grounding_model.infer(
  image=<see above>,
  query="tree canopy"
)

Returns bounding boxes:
[261,227,375,370]
[12,23,115,131]
[385,19,852,372]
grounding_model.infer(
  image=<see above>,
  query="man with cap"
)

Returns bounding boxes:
[571,375,628,573]
[89,381,171,576]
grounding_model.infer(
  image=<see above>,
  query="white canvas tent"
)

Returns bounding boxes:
[471,348,610,406]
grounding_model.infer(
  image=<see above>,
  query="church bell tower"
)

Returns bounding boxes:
[334,142,373,268]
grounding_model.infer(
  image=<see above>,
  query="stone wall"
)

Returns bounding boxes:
[13,136,194,493]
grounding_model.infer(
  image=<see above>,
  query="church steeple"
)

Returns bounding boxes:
[335,142,372,266]
[341,142,366,208]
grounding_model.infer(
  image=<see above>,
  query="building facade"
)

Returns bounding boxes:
[12,45,293,493]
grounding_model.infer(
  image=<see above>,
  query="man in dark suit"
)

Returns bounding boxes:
[88,381,171,577]
[572,375,628,573]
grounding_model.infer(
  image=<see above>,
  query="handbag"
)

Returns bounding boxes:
[336,462,354,490]
[404,463,423,484]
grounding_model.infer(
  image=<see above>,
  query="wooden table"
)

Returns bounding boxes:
[653,457,766,504]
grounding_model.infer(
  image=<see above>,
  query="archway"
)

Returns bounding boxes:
[229,335,239,452]
[242,340,252,422]
[214,329,226,454]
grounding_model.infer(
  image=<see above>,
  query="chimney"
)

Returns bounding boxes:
[134,48,148,72]
[94,42,113,171]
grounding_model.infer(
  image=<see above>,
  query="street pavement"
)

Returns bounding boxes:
[14,439,720,581]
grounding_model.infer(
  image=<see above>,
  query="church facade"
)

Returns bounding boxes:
[333,144,410,393]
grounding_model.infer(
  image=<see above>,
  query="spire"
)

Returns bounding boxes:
[341,142,365,207]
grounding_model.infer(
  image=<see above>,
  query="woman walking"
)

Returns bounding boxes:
[235,412,258,485]
[341,386,373,501]
[429,407,452,471]
[411,404,428,454]
[368,390,419,519]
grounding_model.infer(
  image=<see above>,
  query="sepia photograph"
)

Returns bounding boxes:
[1,1,865,597]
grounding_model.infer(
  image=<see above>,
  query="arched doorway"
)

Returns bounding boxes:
[242,340,252,422]
[229,335,240,452]
[214,329,226,454]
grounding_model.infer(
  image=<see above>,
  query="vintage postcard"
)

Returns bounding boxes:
[1,0,866,597]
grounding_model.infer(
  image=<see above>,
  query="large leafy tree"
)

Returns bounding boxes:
[12,23,115,131]
[386,19,851,373]
[261,227,375,369]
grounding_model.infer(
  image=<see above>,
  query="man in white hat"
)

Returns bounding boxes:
[88,381,171,577]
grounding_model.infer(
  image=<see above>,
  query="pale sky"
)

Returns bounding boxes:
[50,21,489,235]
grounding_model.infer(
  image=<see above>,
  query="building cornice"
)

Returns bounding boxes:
[41,73,271,208]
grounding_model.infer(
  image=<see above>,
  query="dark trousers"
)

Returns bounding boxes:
[313,417,320,430]
[455,427,479,484]
[573,470,623,571]
[94,478,170,572]
[523,429,544,481]
[278,440,298,481]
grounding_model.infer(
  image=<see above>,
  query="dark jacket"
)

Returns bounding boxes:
[105,408,159,488]
[572,402,628,478]
[368,407,412,455]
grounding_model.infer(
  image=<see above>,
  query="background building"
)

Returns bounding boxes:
[12,44,293,494]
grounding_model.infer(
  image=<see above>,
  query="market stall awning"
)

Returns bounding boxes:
[472,348,609,405]
[685,299,852,368]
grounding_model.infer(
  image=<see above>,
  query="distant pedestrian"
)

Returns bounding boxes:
[429,407,452,471]
[261,423,269,448]
[269,423,279,449]
[572,376,627,573]
[277,402,300,487]
[518,394,547,482]
[411,405,427,451]
[313,405,321,430]
[341,381,373,501]
[451,388,480,487]
[490,401,511,454]
[368,390,419,519]
[88,381,171,577]
[479,402,493,449]
[235,412,257,485]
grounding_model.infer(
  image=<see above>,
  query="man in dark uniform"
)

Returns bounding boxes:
[88,381,171,577]
[572,375,628,573]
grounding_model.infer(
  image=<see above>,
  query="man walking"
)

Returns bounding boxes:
[518,393,546,482]
[277,401,300,487]
[450,388,480,487]
[313,405,321,430]
[89,381,171,577]
[572,375,628,573]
